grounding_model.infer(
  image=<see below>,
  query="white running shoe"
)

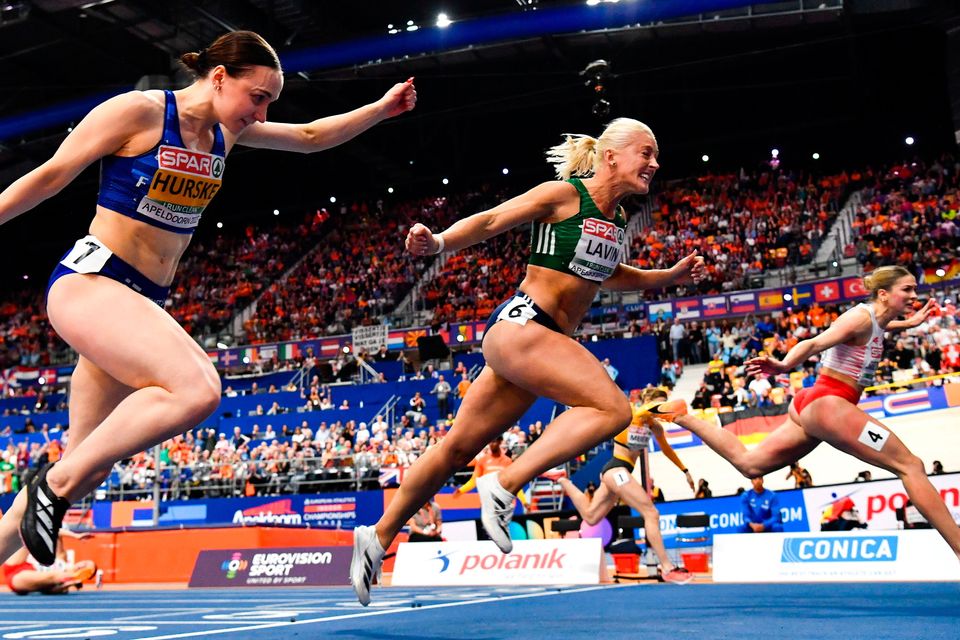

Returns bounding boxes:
[350,525,385,606]
[477,472,516,554]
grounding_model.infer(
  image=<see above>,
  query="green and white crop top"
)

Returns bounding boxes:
[528,178,627,282]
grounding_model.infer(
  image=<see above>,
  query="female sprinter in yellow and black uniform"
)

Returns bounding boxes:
[558,387,695,583]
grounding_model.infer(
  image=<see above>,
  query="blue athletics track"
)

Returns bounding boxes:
[1,582,958,640]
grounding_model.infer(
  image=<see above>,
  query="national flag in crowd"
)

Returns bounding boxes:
[647,301,673,320]
[842,277,867,299]
[241,347,259,363]
[702,296,727,316]
[259,344,278,361]
[675,298,701,320]
[814,280,840,302]
[758,290,784,310]
[729,292,756,314]
[788,285,813,307]
[404,330,427,348]
[320,340,340,356]
[944,344,960,369]
[387,332,405,350]
[280,343,300,360]
[921,260,960,284]
[0,368,13,395]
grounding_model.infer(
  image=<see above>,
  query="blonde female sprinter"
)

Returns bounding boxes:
[351,117,705,604]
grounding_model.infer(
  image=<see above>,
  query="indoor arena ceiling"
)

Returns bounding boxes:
[0,0,957,281]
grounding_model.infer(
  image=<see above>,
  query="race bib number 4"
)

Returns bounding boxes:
[858,422,890,453]
[60,235,112,274]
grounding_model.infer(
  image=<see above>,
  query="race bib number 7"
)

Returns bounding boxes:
[60,235,113,274]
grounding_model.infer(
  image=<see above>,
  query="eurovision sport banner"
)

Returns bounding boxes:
[189,546,351,588]
[203,273,959,366]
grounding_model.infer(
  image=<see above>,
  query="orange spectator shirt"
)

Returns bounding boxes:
[475,451,513,477]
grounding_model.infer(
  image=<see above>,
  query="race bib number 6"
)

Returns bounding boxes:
[496,296,538,327]
[60,235,113,274]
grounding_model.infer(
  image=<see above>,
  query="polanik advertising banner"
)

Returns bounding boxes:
[392,538,602,586]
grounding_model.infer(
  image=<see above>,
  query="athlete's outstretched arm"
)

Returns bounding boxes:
[649,421,694,491]
[405,181,574,256]
[887,299,936,331]
[0,92,155,225]
[236,79,416,153]
[601,252,706,292]
[747,306,870,375]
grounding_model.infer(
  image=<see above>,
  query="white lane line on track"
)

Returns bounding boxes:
[137,584,633,640]
[112,610,222,622]
[0,620,286,626]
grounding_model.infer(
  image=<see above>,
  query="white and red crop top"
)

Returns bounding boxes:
[820,303,885,387]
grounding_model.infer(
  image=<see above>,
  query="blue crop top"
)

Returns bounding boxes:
[97,90,226,234]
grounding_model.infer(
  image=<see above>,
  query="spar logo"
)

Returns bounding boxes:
[232,499,303,526]
[221,552,249,579]
[582,218,625,244]
[158,146,221,179]
[780,536,898,563]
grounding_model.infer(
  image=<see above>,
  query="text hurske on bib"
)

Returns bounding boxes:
[137,146,224,229]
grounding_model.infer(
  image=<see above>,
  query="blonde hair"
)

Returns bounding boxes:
[862,265,913,299]
[641,386,668,404]
[545,117,657,180]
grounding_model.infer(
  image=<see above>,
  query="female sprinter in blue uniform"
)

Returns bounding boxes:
[351,117,706,605]
[0,30,415,565]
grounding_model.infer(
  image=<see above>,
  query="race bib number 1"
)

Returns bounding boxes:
[60,235,113,274]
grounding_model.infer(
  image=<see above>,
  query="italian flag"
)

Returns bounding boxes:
[280,343,300,360]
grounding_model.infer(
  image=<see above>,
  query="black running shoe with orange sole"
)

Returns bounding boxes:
[20,463,70,566]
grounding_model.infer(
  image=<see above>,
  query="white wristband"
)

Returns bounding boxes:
[434,234,445,254]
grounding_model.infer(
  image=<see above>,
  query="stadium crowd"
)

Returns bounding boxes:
[628,168,847,296]
[2,156,959,499]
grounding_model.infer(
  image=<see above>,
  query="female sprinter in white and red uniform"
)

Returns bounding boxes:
[0,30,415,566]
[654,265,960,561]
